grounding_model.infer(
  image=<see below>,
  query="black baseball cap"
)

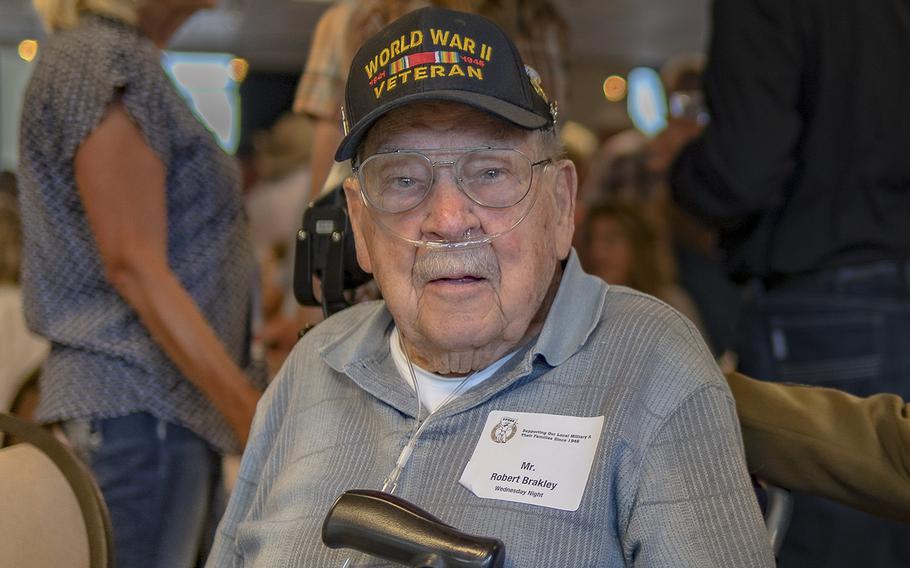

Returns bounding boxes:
[335,6,556,161]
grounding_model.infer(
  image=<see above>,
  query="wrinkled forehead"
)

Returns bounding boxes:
[358,101,534,158]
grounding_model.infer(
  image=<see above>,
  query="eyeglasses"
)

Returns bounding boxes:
[353,147,551,214]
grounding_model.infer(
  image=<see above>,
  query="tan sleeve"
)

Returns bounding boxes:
[293,3,352,119]
[727,371,910,522]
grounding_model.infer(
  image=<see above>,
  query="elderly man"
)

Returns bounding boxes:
[208,7,773,567]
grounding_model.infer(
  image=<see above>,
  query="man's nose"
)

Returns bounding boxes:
[419,168,482,241]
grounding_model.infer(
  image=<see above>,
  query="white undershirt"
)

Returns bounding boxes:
[389,326,515,414]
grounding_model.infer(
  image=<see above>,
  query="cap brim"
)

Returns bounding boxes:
[335,90,550,161]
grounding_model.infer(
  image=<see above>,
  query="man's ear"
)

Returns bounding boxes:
[343,176,373,274]
[550,158,578,260]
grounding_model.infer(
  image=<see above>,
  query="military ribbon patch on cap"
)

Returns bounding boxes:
[364,27,494,100]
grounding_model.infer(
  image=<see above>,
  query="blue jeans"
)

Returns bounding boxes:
[63,413,223,568]
[737,260,910,567]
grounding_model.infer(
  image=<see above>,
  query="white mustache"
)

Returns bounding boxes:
[413,248,500,285]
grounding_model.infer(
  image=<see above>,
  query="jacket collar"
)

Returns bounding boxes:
[320,248,608,416]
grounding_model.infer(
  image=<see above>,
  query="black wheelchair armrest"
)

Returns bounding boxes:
[322,489,505,568]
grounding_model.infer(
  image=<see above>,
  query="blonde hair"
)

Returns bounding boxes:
[33,0,138,31]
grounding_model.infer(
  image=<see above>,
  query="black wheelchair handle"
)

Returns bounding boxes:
[322,489,505,568]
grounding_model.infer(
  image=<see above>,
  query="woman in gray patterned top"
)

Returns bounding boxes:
[19,1,264,566]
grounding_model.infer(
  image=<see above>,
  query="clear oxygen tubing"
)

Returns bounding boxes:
[338,161,554,565]
[340,331,478,568]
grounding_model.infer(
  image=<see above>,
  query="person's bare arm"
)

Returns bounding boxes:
[75,101,260,445]
[728,371,910,521]
[308,117,344,201]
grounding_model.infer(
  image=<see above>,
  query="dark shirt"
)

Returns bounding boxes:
[671,0,910,283]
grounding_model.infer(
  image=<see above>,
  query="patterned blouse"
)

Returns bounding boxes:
[18,15,262,453]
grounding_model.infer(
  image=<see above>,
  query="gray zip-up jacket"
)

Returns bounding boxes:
[208,251,773,567]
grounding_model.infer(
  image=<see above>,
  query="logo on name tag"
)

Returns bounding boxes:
[490,416,518,444]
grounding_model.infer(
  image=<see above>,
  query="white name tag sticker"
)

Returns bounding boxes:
[459,410,605,511]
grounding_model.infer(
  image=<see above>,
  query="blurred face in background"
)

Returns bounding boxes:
[584,213,632,286]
